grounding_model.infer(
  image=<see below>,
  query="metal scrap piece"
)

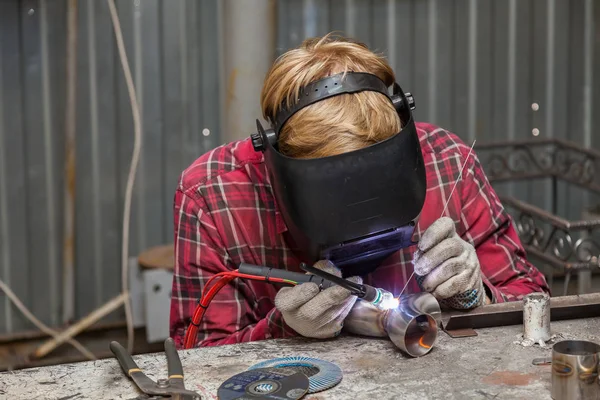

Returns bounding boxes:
[441,292,600,333]
[532,357,552,366]
[443,328,478,338]
[523,292,551,342]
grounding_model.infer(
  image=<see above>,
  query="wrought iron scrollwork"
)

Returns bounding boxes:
[515,213,546,248]
[477,139,600,274]
[479,140,600,193]
[553,147,597,187]
[505,201,600,271]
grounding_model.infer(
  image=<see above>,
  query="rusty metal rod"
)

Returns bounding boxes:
[501,196,600,231]
[62,0,78,325]
[477,138,557,149]
[491,175,600,198]
[524,246,599,271]
[477,137,600,159]
[222,0,277,141]
[441,292,600,332]
[487,172,555,182]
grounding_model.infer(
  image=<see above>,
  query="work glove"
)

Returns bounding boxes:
[413,217,486,310]
[274,260,362,339]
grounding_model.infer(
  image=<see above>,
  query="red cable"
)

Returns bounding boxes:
[184,274,234,349]
[183,270,295,349]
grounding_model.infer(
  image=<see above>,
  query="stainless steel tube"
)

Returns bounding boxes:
[221,0,277,142]
[343,300,388,338]
[551,340,600,400]
[386,293,440,357]
[344,292,441,357]
[523,292,551,342]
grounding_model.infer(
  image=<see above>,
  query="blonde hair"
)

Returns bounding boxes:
[260,33,402,159]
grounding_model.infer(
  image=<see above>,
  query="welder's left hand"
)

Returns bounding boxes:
[413,217,487,309]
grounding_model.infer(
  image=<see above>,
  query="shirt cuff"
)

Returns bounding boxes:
[481,275,506,304]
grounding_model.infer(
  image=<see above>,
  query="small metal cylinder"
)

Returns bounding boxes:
[551,340,600,400]
[523,292,551,342]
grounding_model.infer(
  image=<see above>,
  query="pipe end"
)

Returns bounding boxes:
[387,309,438,358]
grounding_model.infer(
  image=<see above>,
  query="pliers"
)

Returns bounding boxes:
[110,338,201,400]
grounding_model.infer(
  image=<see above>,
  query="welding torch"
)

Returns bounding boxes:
[183,262,399,348]
[238,262,399,310]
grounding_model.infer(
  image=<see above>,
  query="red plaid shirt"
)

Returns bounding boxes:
[170,122,550,348]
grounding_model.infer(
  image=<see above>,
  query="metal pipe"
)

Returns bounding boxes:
[500,196,600,231]
[343,300,388,338]
[62,0,78,325]
[523,292,551,343]
[476,138,600,159]
[387,293,440,357]
[525,246,600,272]
[551,340,600,400]
[344,292,441,357]
[221,0,277,142]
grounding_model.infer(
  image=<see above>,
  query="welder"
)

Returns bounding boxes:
[169,33,550,348]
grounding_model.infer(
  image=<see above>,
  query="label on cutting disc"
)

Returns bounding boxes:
[248,356,343,393]
[217,367,309,400]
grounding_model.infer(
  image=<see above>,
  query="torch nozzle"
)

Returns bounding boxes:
[362,285,399,310]
[298,262,399,309]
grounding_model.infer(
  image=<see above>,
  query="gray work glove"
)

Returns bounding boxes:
[413,217,486,309]
[274,260,362,339]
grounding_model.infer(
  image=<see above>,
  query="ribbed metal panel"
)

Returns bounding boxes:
[0,0,597,335]
[277,0,599,219]
[0,0,220,334]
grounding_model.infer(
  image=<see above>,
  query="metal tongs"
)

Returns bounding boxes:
[110,338,201,400]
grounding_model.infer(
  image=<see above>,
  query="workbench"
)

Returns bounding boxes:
[1,317,599,400]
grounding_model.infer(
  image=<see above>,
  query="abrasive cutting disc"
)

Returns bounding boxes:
[217,367,309,400]
[248,356,343,393]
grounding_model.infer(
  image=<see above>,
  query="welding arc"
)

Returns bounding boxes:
[183,271,297,349]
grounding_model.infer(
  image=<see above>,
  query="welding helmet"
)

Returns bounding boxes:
[250,72,427,277]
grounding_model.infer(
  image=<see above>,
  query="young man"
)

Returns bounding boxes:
[170,34,549,349]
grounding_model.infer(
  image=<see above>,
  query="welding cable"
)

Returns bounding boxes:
[183,271,297,349]
[0,278,96,361]
[107,0,142,354]
[183,274,235,349]
[184,273,249,349]
[184,272,297,348]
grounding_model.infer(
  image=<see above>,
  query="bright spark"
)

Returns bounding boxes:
[379,294,400,310]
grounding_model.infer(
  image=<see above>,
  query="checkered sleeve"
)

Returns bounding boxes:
[459,148,551,303]
[169,188,297,349]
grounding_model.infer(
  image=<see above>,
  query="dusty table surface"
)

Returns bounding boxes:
[1,318,599,400]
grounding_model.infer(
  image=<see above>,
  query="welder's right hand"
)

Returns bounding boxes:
[274,260,362,339]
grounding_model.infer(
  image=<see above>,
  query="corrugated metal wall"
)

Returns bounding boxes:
[0,0,221,334]
[0,0,598,335]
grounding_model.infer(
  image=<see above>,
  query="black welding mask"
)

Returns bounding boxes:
[250,72,427,277]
